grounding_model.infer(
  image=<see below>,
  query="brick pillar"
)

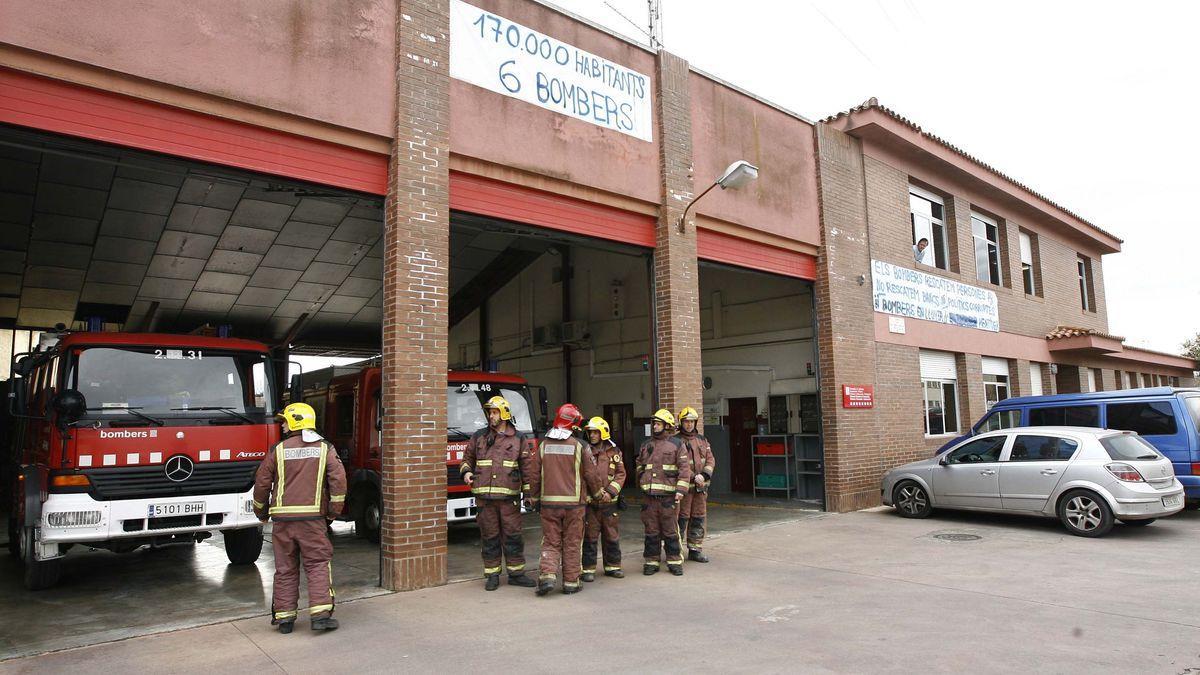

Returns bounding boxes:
[956,353,986,429]
[380,0,449,591]
[1100,368,1119,392]
[814,124,881,512]
[1043,364,1057,395]
[652,50,702,415]
[1012,358,1033,397]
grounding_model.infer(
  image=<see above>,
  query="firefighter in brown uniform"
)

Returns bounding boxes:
[676,406,716,563]
[581,416,626,582]
[526,403,604,596]
[459,395,538,591]
[253,402,347,633]
[636,409,692,576]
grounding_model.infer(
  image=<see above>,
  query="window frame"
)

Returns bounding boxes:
[1027,404,1101,428]
[909,185,949,271]
[1018,230,1036,295]
[1077,255,1094,312]
[984,373,1009,411]
[971,211,1003,286]
[1006,434,1081,463]
[922,377,960,437]
[943,434,1008,465]
[977,408,1022,433]
[1105,400,1179,437]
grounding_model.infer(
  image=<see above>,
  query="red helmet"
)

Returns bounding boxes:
[552,403,584,431]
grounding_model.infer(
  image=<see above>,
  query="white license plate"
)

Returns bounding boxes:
[148,502,205,518]
[1162,494,1183,508]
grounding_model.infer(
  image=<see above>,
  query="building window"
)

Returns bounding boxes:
[1029,362,1044,396]
[920,350,959,436]
[1019,230,1038,295]
[1077,255,1095,312]
[1126,371,1137,389]
[971,212,1002,285]
[910,186,948,270]
[982,357,1009,410]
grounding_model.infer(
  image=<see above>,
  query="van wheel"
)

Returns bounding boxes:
[893,481,932,519]
[356,490,382,544]
[1058,490,1114,537]
[224,527,264,565]
[1119,518,1155,527]
[19,527,62,591]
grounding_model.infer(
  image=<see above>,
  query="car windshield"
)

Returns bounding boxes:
[70,346,274,418]
[446,383,534,434]
[1100,434,1161,461]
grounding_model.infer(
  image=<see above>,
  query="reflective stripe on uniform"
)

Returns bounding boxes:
[251,499,264,509]
[607,480,621,493]
[501,460,518,468]
[640,483,677,492]
[274,609,298,620]
[309,604,333,615]
[508,564,525,572]
[484,565,502,575]
[476,459,493,467]
[474,486,519,496]
[703,465,714,474]
[272,441,330,514]
[563,580,580,588]
[329,494,345,503]
[604,565,622,572]
[676,480,690,490]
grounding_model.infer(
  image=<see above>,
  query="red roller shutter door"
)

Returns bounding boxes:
[696,228,816,280]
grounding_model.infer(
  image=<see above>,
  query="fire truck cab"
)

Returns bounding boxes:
[301,365,545,542]
[4,331,283,590]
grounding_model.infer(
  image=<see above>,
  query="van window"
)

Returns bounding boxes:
[1184,397,1200,431]
[1008,435,1079,462]
[1027,405,1099,428]
[980,409,1021,432]
[1105,401,1177,436]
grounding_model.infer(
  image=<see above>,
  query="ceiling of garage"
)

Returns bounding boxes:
[0,125,384,353]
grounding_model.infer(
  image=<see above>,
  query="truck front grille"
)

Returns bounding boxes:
[85,461,258,501]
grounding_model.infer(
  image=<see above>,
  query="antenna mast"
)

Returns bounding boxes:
[647,0,663,51]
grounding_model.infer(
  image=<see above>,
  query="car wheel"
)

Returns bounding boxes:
[1118,518,1156,527]
[893,481,932,519]
[1058,490,1114,537]
[356,489,382,544]
[223,527,264,565]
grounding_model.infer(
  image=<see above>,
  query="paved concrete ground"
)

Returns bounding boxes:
[0,501,810,661]
[3,505,1199,673]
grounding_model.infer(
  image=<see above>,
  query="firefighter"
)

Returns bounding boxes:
[459,395,538,591]
[526,403,604,596]
[581,416,626,581]
[636,409,692,576]
[253,402,347,634]
[676,406,716,562]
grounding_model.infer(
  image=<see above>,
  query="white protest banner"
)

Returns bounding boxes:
[872,259,1000,332]
[449,0,653,142]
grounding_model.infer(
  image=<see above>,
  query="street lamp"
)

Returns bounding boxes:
[677,160,759,234]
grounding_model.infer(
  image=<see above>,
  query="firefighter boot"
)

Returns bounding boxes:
[508,572,536,587]
[311,617,339,632]
[277,621,295,635]
[688,549,710,563]
[643,563,658,576]
[536,578,555,596]
[485,573,501,591]
[668,563,684,576]
[562,583,581,595]
[604,569,625,579]
[581,571,596,583]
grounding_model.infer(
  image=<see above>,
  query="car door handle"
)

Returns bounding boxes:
[980,469,996,476]
[1040,469,1058,475]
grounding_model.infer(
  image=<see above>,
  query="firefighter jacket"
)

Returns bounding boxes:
[527,428,604,508]
[678,430,716,489]
[253,430,347,521]
[588,439,626,503]
[460,424,536,500]
[635,435,692,497]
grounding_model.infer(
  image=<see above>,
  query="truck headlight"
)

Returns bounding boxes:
[46,511,103,528]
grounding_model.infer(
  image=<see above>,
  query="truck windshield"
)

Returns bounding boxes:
[70,347,275,419]
[447,384,534,434]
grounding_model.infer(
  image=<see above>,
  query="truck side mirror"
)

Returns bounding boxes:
[52,389,87,426]
[288,373,303,403]
[533,386,549,429]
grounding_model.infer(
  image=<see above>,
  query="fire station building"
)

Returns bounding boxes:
[0,0,1194,592]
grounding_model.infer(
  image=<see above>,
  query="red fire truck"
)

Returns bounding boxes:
[4,331,283,590]
[301,365,545,542]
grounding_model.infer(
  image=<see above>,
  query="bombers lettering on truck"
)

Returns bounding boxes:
[99,429,157,439]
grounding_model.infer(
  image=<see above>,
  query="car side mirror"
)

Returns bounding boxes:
[938,455,949,466]
[52,389,87,426]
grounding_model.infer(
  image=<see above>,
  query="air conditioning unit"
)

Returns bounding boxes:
[533,324,562,350]
[561,321,590,346]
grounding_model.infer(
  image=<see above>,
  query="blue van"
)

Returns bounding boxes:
[943,387,1200,508]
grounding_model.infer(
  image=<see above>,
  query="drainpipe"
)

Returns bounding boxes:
[560,245,572,401]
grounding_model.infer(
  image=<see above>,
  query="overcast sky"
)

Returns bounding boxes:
[550,0,1200,354]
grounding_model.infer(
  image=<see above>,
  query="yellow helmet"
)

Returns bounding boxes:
[678,406,699,422]
[483,395,512,421]
[652,408,676,428]
[584,416,611,441]
[277,402,317,432]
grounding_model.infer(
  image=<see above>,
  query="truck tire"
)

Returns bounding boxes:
[6,513,18,558]
[223,527,264,565]
[356,489,382,544]
[20,527,62,591]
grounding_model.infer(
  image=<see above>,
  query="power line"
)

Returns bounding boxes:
[809,1,878,68]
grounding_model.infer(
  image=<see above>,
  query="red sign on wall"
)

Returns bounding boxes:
[842,385,875,409]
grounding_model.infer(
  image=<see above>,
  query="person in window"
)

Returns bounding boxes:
[913,237,932,266]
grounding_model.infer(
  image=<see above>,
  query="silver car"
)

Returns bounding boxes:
[881,427,1185,537]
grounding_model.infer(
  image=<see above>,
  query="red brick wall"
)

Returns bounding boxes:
[380,0,449,591]
[652,51,703,415]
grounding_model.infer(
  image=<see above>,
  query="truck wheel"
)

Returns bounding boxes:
[6,513,19,558]
[223,527,264,565]
[356,490,382,544]
[19,527,62,591]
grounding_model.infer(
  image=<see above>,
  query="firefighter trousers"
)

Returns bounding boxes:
[539,506,586,587]
[476,498,526,577]
[678,489,709,551]
[271,518,334,623]
[641,495,683,567]
[582,503,621,573]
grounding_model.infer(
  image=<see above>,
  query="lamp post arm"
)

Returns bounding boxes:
[676,181,720,234]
